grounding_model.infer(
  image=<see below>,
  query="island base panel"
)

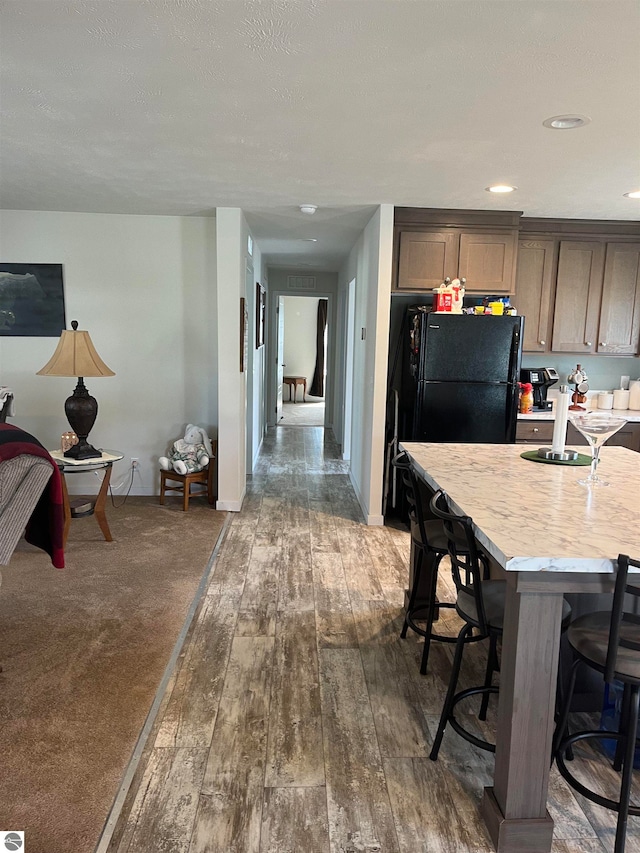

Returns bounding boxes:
[480,788,554,852]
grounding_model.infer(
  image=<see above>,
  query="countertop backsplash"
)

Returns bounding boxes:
[520,353,640,421]
[520,388,640,421]
[521,354,640,394]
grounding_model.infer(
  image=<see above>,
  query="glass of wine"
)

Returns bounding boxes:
[569,412,627,487]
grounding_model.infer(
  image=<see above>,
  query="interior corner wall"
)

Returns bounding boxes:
[0,209,217,497]
[245,231,265,473]
[215,208,247,510]
[340,204,394,525]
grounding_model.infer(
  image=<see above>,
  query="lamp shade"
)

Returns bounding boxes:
[37,321,114,378]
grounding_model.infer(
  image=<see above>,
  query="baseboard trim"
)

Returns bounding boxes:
[216,500,243,511]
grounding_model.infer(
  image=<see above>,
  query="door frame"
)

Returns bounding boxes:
[342,277,356,459]
[266,289,335,429]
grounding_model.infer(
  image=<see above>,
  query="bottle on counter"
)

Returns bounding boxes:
[519,382,534,414]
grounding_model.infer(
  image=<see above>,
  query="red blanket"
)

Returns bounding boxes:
[0,423,65,568]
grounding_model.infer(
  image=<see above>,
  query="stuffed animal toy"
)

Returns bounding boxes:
[159,424,213,475]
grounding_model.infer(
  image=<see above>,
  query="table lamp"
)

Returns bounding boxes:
[37,320,115,460]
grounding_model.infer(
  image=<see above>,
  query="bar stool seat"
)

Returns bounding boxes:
[429,489,572,759]
[393,451,483,676]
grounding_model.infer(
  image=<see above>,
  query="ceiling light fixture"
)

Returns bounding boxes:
[299,204,317,215]
[301,238,318,242]
[485,185,517,193]
[623,190,640,199]
[543,114,590,130]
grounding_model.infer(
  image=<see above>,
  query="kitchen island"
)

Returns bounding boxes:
[400,441,640,853]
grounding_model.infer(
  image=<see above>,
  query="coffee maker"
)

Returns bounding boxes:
[519,367,559,411]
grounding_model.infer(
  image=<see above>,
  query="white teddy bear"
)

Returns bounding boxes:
[159,424,212,475]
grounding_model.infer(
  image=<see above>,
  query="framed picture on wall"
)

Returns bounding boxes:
[256,282,266,348]
[0,262,66,336]
[240,297,248,372]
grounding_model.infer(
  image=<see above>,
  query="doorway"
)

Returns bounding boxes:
[277,295,328,428]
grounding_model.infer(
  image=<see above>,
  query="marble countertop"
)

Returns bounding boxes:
[518,409,640,422]
[400,442,640,574]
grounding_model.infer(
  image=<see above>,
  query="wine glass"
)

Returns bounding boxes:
[569,412,627,487]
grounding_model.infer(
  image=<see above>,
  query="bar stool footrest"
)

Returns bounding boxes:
[556,730,640,816]
[448,686,499,754]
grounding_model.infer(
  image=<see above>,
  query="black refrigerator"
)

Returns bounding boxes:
[402,309,523,443]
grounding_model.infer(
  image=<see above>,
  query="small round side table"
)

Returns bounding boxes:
[283,376,307,403]
[49,450,123,546]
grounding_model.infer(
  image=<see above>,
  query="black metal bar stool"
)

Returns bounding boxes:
[553,554,640,853]
[392,452,486,676]
[428,489,572,760]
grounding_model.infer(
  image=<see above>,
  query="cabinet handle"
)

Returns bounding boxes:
[539,340,546,346]
[600,342,607,347]
[533,428,539,433]
[585,341,592,346]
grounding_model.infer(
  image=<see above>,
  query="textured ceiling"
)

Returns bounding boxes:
[1,0,639,269]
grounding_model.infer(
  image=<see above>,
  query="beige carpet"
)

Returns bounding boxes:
[279,399,325,426]
[0,496,226,853]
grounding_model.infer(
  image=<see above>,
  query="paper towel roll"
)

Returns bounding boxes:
[551,386,571,454]
[629,381,640,411]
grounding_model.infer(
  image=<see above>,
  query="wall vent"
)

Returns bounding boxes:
[287,275,316,291]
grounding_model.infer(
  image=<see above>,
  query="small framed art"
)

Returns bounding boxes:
[0,262,66,336]
[256,283,266,348]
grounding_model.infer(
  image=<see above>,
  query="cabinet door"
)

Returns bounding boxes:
[551,241,605,353]
[597,242,640,355]
[514,240,555,352]
[458,231,517,294]
[396,230,459,290]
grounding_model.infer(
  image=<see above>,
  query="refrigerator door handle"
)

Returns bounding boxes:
[507,323,521,387]
[505,322,522,441]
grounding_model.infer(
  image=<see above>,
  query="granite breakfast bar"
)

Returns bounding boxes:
[400,442,640,853]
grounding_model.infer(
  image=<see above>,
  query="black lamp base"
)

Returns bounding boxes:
[64,377,102,460]
[64,438,101,460]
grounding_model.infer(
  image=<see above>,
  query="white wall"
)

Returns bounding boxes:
[245,235,266,473]
[338,205,394,525]
[215,208,246,510]
[283,296,320,395]
[0,210,217,495]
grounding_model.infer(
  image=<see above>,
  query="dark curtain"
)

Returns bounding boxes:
[309,299,328,398]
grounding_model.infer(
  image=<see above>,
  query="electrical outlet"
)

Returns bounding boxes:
[131,457,139,469]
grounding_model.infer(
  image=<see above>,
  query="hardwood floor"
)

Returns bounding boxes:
[106,427,639,853]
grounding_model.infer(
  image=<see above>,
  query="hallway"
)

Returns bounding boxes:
[106,427,635,853]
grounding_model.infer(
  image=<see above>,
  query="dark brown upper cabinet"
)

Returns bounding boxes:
[518,219,640,356]
[597,242,640,355]
[393,208,521,295]
[551,241,606,354]
[513,239,555,353]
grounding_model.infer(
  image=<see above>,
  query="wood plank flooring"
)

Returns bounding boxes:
[107,427,640,853]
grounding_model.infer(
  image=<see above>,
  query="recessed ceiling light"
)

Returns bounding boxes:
[299,204,317,215]
[623,190,640,199]
[301,238,318,242]
[543,114,590,130]
[485,184,517,193]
